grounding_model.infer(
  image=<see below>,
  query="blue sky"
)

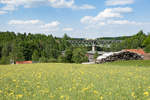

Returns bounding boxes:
[0,0,150,38]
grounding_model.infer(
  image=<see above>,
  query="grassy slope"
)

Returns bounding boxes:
[0,60,150,100]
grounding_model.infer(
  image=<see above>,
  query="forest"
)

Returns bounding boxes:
[0,30,150,64]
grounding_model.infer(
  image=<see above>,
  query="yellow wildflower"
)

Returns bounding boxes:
[9,92,14,96]
[16,94,23,98]
[80,71,84,75]
[82,87,89,92]
[49,95,54,98]
[93,90,99,94]
[33,94,36,97]
[38,73,41,78]
[0,90,2,94]
[60,95,64,99]
[100,96,103,100]
[69,88,72,91]
[131,92,136,98]
[37,85,40,88]
[144,91,149,96]
[13,79,16,82]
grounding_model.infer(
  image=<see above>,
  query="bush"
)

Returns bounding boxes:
[0,56,10,65]
[58,55,65,63]
[32,50,39,62]
[72,48,88,63]
[64,48,73,63]
[144,45,150,53]
[48,58,57,63]
[39,57,48,63]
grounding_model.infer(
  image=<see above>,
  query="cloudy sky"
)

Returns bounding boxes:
[0,0,150,38]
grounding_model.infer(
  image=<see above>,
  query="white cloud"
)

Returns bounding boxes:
[62,28,73,31]
[0,0,95,14]
[8,19,60,33]
[78,4,96,10]
[0,10,7,15]
[84,19,150,30]
[8,20,41,25]
[107,20,133,25]
[106,0,134,6]
[81,7,132,24]
[49,0,74,8]
[48,0,95,9]
[107,20,147,25]
[80,6,149,30]
[1,4,16,11]
[41,21,60,28]
[72,4,96,10]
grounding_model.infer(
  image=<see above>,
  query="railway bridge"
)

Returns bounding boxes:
[68,39,122,52]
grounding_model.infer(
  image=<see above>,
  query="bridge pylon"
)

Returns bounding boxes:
[92,42,96,52]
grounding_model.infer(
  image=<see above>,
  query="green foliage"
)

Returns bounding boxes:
[59,34,71,51]
[32,50,39,62]
[110,30,147,51]
[16,51,25,61]
[0,30,149,64]
[58,55,65,63]
[143,35,150,53]
[98,36,131,40]
[48,58,57,63]
[144,45,150,53]
[94,51,99,59]
[39,56,48,63]
[122,30,146,49]
[64,47,73,63]
[0,56,10,64]
[143,35,150,46]
[72,48,88,63]
[0,31,73,64]
[110,43,121,51]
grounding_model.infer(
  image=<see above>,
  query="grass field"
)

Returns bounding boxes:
[0,60,150,100]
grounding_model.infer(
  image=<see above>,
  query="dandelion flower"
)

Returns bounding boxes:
[60,95,64,99]
[16,94,23,98]
[131,92,136,98]
[93,90,99,94]
[100,96,103,100]
[144,91,149,96]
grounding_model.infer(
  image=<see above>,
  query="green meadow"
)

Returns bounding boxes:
[0,60,150,100]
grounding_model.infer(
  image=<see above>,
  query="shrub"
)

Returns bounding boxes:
[48,58,57,63]
[0,56,10,65]
[39,57,48,63]
[144,45,150,53]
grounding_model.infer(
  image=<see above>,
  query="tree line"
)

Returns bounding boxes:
[0,31,88,64]
[0,30,150,64]
[109,30,150,52]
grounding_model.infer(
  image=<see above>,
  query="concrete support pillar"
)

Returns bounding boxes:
[92,45,95,52]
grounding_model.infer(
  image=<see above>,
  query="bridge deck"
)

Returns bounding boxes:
[68,40,122,47]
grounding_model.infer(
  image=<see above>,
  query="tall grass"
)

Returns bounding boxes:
[0,60,150,100]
